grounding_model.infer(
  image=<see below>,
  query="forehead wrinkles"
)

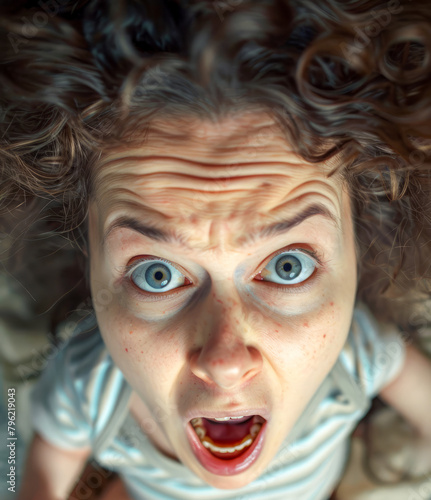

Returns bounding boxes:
[93,114,304,186]
[96,114,292,166]
[93,112,340,210]
[94,155,338,221]
[92,114,346,248]
[96,177,343,257]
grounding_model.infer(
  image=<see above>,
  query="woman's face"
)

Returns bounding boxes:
[88,111,357,489]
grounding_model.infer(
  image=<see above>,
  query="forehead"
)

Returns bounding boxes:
[92,111,348,247]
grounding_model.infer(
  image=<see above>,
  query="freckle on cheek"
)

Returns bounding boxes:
[129,331,133,334]
[323,334,327,339]
[303,321,309,328]
[330,302,334,306]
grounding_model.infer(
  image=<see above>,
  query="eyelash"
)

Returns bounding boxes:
[121,257,192,301]
[121,246,324,300]
[252,247,323,293]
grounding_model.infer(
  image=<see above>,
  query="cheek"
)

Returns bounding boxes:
[96,306,185,387]
[264,300,350,374]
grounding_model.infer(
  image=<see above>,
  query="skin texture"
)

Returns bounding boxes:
[87,111,358,489]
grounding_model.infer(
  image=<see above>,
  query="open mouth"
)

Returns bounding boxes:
[187,415,267,475]
[191,415,265,459]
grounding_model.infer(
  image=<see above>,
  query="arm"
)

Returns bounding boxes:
[97,475,135,500]
[379,342,431,438]
[17,432,92,500]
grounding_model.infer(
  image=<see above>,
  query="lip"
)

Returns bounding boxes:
[185,415,268,476]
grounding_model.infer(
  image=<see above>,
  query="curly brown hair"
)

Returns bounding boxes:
[1,0,431,333]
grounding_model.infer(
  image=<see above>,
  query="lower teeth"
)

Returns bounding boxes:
[191,418,263,455]
[203,435,253,454]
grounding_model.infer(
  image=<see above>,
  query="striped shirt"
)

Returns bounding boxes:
[31,302,406,500]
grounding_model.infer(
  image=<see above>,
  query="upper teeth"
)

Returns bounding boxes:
[213,416,245,421]
[190,416,246,427]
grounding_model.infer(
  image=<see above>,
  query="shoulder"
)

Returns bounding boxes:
[30,309,124,448]
[53,310,109,379]
[339,302,407,398]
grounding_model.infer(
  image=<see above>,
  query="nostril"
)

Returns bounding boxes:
[189,339,263,389]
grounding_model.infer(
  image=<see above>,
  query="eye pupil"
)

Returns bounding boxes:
[283,263,292,272]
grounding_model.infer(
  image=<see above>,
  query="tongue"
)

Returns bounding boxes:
[202,417,254,446]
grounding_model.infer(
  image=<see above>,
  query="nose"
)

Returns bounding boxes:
[189,302,263,390]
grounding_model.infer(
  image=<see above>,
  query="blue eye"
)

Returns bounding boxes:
[259,251,317,285]
[129,259,188,293]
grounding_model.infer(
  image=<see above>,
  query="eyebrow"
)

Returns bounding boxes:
[103,203,339,250]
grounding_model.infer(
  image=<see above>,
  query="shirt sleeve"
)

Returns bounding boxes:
[340,302,407,399]
[30,329,93,451]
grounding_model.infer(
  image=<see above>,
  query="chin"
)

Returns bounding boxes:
[204,475,255,489]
